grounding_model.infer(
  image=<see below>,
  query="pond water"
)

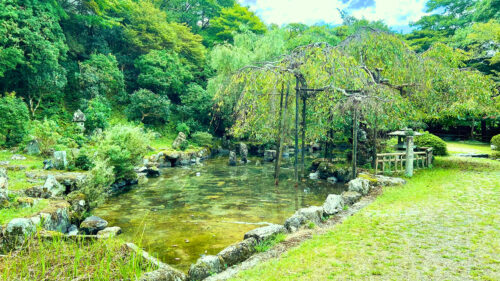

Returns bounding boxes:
[94,156,345,271]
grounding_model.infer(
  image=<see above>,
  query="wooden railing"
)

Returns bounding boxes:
[375,147,433,174]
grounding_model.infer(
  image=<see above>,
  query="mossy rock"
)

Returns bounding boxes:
[359,174,378,184]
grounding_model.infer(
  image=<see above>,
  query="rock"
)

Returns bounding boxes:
[0,167,7,189]
[6,165,26,171]
[43,159,54,170]
[188,255,223,281]
[136,166,160,178]
[72,109,86,122]
[374,175,406,186]
[16,197,39,207]
[172,132,187,150]
[456,153,490,158]
[67,224,78,236]
[316,161,352,182]
[322,194,344,215]
[348,178,371,195]
[139,266,187,281]
[137,173,149,185]
[228,151,237,166]
[309,171,319,180]
[11,154,26,160]
[43,175,66,197]
[263,150,276,162]
[0,169,8,206]
[0,161,10,166]
[239,143,248,163]
[243,224,286,242]
[341,191,362,205]
[4,218,36,250]
[39,205,71,233]
[53,151,68,170]
[295,206,324,225]
[327,176,337,184]
[26,140,41,155]
[80,216,108,234]
[284,213,306,232]
[217,238,257,267]
[97,226,122,238]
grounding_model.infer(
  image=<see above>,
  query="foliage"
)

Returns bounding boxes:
[83,95,112,133]
[179,83,214,130]
[78,54,125,101]
[0,93,30,147]
[491,134,500,150]
[415,132,448,156]
[126,89,171,124]
[93,125,152,181]
[191,132,213,146]
[254,233,286,252]
[176,122,191,135]
[28,119,62,156]
[80,158,115,209]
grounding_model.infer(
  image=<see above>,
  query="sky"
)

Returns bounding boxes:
[238,0,430,33]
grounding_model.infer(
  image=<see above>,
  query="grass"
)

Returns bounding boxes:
[446,140,492,155]
[0,151,46,191]
[254,233,287,253]
[232,157,500,280]
[0,235,157,280]
[0,199,49,225]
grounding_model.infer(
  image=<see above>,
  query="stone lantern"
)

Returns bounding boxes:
[388,128,422,177]
[73,110,86,132]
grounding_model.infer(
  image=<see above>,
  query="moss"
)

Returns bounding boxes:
[359,173,378,184]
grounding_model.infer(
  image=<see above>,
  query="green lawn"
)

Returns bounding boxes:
[446,140,492,155]
[233,157,500,280]
[0,199,49,225]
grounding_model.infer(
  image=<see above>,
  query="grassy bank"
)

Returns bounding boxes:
[446,140,492,155]
[233,157,500,280]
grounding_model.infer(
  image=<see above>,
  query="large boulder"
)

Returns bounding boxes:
[228,151,237,166]
[217,237,257,267]
[348,178,371,195]
[26,140,41,155]
[322,194,344,215]
[43,175,66,197]
[239,143,248,163]
[374,175,406,186]
[97,226,122,238]
[188,255,223,281]
[80,216,108,234]
[263,150,276,162]
[295,206,324,225]
[3,218,36,251]
[284,213,306,232]
[341,191,362,205]
[53,151,68,170]
[243,224,286,242]
[172,132,187,150]
[140,266,187,281]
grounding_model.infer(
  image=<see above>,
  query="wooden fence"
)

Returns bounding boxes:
[375,147,433,174]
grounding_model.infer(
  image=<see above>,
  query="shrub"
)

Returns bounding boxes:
[0,93,30,147]
[94,125,152,181]
[83,95,112,133]
[79,158,115,209]
[191,132,213,146]
[491,134,500,151]
[126,89,170,124]
[176,122,190,135]
[29,119,62,155]
[415,132,448,156]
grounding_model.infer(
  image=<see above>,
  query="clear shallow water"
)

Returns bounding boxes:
[94,156,345,271]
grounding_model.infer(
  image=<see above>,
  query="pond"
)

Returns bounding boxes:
[94,156,346,271]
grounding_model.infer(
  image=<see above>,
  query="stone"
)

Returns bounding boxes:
[316,161,352,182]
[11,154,26,160]
[263,150,276,162]
[39,206,71,233]
[67,224,78,236]
[72,109,86,122]
[322,194,344,215]
[139,266,187,281]
[172,132,187,150]
[295,206,324,225]
[97,226,122,238]
[80,216,108,234]
[348,178,371,195]
[137,173,149,185]
[188,255,223,281]
[228,151,237,166]
[217,238,257,267]
[0,161,10,166]
[6,165,26,171]
[327,176,337,184]
[284,213,306,232]
[341,191,362,205]
[26,140,41,155]
[136,166,160,178]
[239,143,248,163]
[0,169,8,206]
[53,151,68,170]
[43,159,54,170]
[309,171,319,180]
[16,197,38,207]
[243,224,286,242]
[43,175,66,197]
[0,167,7,189]
[4,218,36,251]
[374,175,406,186]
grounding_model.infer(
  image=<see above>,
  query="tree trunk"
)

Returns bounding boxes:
[371,116,378,169]
[481,119,487,142]
[352,103,358,179]
[274,83,285,185]
[294,78,299,183]
[301,95,306,178]
[470,120,475,140]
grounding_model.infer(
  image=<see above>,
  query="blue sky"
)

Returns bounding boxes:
[238,0,430,33]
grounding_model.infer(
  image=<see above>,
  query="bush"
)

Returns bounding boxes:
[94,125,152,181]
[491,134,500,151]
[0,93,30,147]
[415,132,448,156]
[176,122,190,135]
[80,158,115,209]
[126,89,170,124]
[29,119,62,155]
[191,132,213,146]
[83,95,112,133]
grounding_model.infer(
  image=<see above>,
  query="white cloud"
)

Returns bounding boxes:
[238,0,429,32]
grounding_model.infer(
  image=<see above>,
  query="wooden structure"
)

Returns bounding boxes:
[375,147,433,174]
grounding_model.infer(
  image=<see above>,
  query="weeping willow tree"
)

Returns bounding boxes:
[213,28,498,183]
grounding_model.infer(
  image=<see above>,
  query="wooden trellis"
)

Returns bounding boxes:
[375,147,433,174]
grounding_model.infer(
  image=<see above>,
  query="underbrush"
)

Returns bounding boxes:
[255,233,286,253]
[0,235,156,280]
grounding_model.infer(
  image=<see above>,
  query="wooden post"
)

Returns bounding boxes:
[301,95,306,178]
[294,78,299,183]
[352,99,359,179]
[405,136,414,177]
[274,83,286,185]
